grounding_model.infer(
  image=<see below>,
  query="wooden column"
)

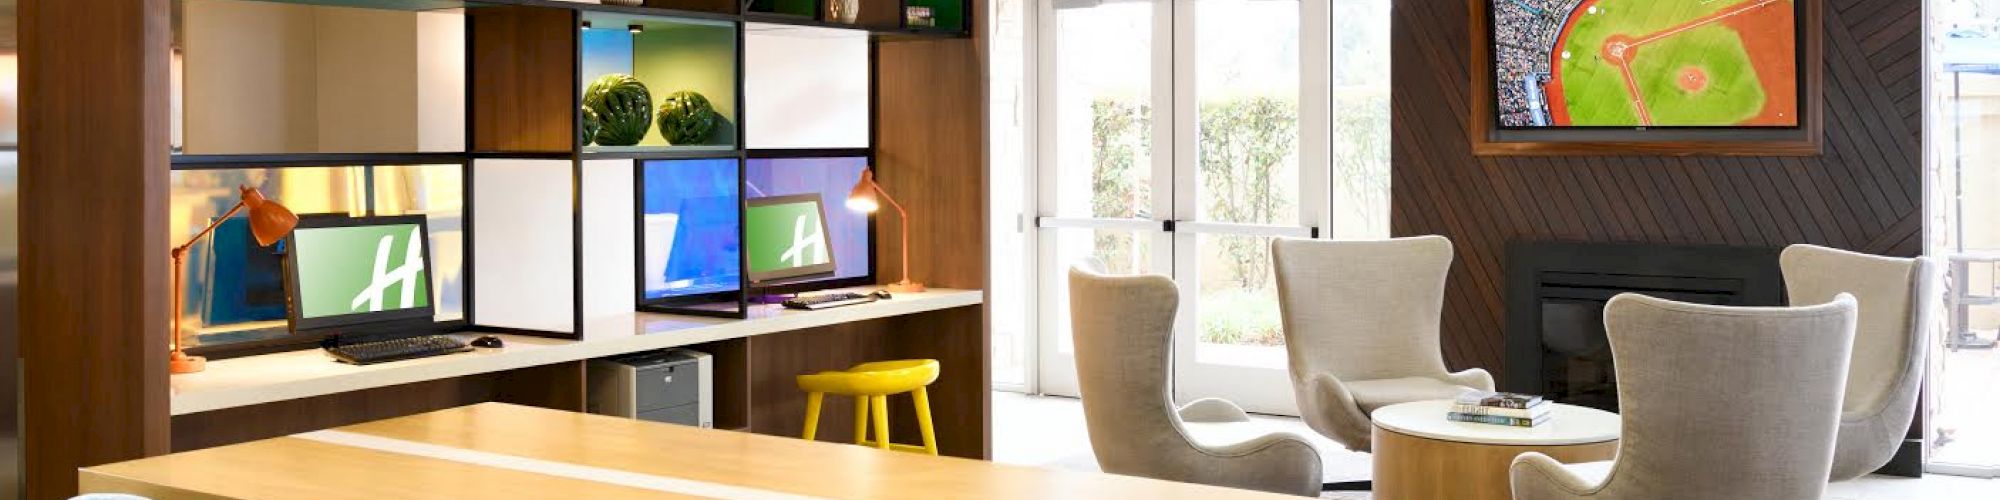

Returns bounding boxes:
[19,0,173,497]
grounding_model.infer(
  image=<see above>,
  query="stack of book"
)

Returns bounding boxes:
[1447,391,1550,427]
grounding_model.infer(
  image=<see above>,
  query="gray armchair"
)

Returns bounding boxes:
[1066,267,1323,497]
[1271,236,1494,452]
[1510,293,1857,500]
[1780,244,1933,480]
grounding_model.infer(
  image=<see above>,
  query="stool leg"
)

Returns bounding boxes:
[801,392,824,441]
[912,387,938,456]
[853,395,870,445]
[870,395,891,450]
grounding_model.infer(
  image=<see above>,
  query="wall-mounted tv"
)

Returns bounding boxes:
[1489,0,1802,130]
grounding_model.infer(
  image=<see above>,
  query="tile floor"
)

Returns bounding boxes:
[991,392,1999,499]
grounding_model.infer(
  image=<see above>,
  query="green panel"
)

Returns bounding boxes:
[293,223,433,319]
[748,0,817,17]
[904,0,964,32]
[632,22,739,148]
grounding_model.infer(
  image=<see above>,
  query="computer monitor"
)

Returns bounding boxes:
[745,194,837,283]
[285,215,436,332]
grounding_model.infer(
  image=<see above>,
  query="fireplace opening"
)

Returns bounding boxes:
[1505,242,1785,412]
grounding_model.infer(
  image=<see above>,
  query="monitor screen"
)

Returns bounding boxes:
[745,194,836,283]
[287,215,435,330]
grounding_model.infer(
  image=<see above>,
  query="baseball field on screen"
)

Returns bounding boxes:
[1542,0,1797,127]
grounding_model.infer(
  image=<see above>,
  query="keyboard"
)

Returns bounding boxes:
[324,335,472,365]
[782,292,879,310]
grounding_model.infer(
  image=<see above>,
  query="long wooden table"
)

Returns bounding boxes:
[81,403,1290,499]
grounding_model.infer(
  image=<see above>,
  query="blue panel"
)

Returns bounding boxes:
[641,158,741,300]
[580,28,635,87]
[744,157,872,283]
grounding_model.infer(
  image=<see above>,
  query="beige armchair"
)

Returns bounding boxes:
[1270,236,1494,453]
[1780,244,1933,480]
[1511,293,1857,500]
[1066,267,1324,497]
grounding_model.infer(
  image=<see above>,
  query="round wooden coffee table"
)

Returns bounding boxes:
[1371,399,1620,500]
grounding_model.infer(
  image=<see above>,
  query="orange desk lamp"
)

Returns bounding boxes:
[846,168,924,293]
[169,186,298,374]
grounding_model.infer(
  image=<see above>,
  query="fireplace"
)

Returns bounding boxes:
[1504,242,1785,411]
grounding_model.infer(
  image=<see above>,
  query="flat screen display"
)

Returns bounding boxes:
[744,156,871,284]
[1491,0,1799,129]
[641,158,742,301]
[287,216,434,328]
[745,194,837,282]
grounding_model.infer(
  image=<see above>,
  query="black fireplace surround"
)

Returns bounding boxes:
[1504,241,1785,412]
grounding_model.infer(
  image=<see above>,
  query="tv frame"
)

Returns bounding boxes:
[1468,0,1824,156]
[744,193,840,284]
[283,214,439,334]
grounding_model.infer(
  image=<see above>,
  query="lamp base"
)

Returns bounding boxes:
[886,281,926,293]
[170,350,207,374]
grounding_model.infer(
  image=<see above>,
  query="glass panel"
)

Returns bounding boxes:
[174,0,465,154]
[1931,0,2000,470]
[1051,1,1154,219]
[744,157,871,283]
[1193,0,1300,226]
[991,0,1030,388]
[1192,234,1285,369]
[1330,0,1392,240]
[374,164,466,321]
[173,166,365,348]
[640,158,742,301]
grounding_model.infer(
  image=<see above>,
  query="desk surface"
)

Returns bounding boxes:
[84,403,1285,500]
[170,288,982,416]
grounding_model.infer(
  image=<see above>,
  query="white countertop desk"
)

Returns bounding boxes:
[170,288,983,416]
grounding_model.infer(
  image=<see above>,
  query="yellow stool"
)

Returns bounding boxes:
[797,359,941,455]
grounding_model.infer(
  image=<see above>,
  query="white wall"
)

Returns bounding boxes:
[744,24,870,149]
[471,159,575,333]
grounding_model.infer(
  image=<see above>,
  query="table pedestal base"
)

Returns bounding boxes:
[1372,426,1617,500]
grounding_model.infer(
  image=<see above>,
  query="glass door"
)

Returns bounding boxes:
[1035,0,1172,398]
[1036,0,1327,415]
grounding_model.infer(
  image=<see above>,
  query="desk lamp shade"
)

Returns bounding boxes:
[846,169,923,292]
[169,186,298,373]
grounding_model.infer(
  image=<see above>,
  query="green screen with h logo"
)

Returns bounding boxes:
[292,223,432,319]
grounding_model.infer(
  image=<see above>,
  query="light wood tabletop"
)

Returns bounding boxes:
[81,403,1294,499]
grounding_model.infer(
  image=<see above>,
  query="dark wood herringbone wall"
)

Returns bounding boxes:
[1391,0,1924,377]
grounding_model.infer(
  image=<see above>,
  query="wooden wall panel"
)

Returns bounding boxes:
[469,5,576,153]
[20,0,173,497]
[1393,0,1923,379]
[747,307,988,459]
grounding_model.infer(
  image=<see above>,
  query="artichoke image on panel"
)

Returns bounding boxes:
[583,74,653,147]
[580,105,603,147]
[657,90,719,145]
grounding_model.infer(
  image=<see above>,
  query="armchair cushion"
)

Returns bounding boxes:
[1346,377,1481,414]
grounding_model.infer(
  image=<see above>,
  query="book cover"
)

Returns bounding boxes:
[1446,412,1550,427]
[1455,391,1545,410]
[1448,403,1550,419]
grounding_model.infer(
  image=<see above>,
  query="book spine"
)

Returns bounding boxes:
[1449,404,1548,419]
[1447,413,1541,427]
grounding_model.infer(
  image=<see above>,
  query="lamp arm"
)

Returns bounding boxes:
[172,199,249,257]
[872,185,912,286]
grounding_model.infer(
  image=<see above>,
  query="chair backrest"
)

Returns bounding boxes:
[1779,244,1930,414]
[1271,236,1453,382]
[1602,293,1855,500]
[1065,267,1192,474]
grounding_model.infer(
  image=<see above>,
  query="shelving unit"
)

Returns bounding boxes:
[21,0,988,493]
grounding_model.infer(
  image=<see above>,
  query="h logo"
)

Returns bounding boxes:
[779,214,826,267]
[351,227,426,312]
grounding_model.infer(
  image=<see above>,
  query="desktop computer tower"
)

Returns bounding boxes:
[585,349,712,428]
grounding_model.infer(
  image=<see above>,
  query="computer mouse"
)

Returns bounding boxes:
[470,335,504,348]
[871,290,893,300]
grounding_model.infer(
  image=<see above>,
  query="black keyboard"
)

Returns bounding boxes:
[782,292,879,310]
[325,335,471,365]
